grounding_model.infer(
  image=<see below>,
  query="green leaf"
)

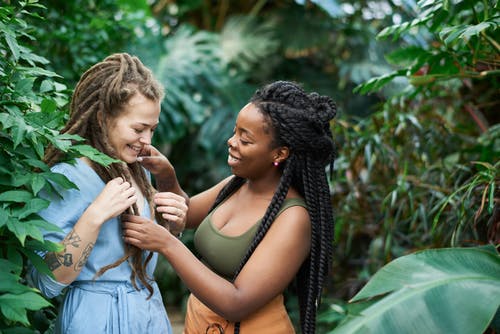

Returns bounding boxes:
[25,218,63,233]
[3,30,20,60]
[30,173,46,195]
[26,238,64,253]
[19,247,55,278]
[330,247,500,334]
[16,66,62,78]
[0,258,22,274]
[440,22,499,45]
[21,158,49,170]
[377,17,430,40]
[14,198,50,220]
[70,145,120,166]
[0,112,17,129]
[0,292,51,325]
[6,218,28,246]
[0,271,34,294]
[9,173,32,187]
[0,190,33,202]
[353,70,405,95]
[385,47,430,66]
[0,208,8,227]
[43,172,78,190]
[487,182,495,213]
[7,245,23,269]
[31,137,45,159]
[51,137,73,152]
[40,97,57,112]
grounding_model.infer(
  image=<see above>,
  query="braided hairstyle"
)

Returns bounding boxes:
[211,81,336,333]
[44,53,165,297]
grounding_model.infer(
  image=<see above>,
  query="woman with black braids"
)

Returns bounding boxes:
[123,80,336,333]
[28,53,188,334]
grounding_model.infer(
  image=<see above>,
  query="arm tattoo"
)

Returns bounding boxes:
[75,242,94,271]
[44,229,81,270]
[63,230,82,248]
[45,252,62,271]
[45,249,73,269]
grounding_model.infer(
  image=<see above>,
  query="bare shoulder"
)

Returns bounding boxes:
[271,201,311,236]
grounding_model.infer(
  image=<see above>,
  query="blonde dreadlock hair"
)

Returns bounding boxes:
[44,53,165,297]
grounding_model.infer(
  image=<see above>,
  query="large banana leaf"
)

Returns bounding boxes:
[329,246,500,334]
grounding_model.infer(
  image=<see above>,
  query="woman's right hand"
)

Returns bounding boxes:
[137,144,174,178]
[86,177,137,225]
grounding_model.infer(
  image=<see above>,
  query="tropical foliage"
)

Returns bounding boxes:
[329,246,500,334]
[0,0,498,333]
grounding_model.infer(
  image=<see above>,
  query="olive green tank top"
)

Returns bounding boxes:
[194,198,307,280]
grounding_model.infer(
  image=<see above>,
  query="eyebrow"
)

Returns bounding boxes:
[237,127,255,140]
[135,122,159,127]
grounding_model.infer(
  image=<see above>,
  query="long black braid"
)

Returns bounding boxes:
[209,81,336,333]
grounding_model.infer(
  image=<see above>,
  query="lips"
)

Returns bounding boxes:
[227,151,241,166]
[128,144,142,154]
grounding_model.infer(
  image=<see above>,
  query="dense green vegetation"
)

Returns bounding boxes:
[0,0,498,333]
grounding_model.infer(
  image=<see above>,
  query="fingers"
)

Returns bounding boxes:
[137,144,151,158]
[92,178,139,222]
[137,145,166,162]
[122,216,150,244]
[113,179,137,206]
[122,216,171,251]
[154,192,188,222]
[123,229,143,247]
[154,192,187,206]
[122,213,147,224]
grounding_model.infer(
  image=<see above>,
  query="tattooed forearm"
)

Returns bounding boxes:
[75,242,94,271]
[63,230,82,248]
[44,229,81,271]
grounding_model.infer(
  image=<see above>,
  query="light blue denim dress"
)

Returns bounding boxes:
[29,158,173,334]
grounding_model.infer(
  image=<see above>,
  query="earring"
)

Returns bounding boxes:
[273,161,279,167]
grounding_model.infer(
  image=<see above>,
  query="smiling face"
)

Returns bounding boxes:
[106,93,160,164]
[227,103,287,179]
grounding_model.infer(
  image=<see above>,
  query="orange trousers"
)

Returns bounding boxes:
[183,293,296,334]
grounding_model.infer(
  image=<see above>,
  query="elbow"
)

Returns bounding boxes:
[217,310,246,323]
[28,267,68,299]
[212,299,257,322]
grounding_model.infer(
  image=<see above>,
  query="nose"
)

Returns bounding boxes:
[139,133,152,145]
[227,135,236,148]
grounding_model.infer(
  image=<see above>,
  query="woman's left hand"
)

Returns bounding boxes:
[154,192,188,236]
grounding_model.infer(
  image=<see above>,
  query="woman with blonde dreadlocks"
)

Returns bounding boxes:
[123,80,336,333]
[28,53,188,334]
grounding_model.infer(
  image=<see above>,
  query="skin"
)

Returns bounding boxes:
[46,93,187,284]
[123,103,312,321]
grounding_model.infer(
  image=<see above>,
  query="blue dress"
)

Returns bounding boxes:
[29,158,173,334]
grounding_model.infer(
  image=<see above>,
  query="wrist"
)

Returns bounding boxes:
[82,205,105,228]
[161,233,181,257]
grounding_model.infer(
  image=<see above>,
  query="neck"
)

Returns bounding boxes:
[245,174,281,199]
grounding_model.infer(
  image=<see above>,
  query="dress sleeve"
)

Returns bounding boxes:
[28,162,90,298]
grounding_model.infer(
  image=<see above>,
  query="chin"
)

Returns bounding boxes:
[121,156,137,164]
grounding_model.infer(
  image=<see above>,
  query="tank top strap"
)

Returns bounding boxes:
[277,198,306,215]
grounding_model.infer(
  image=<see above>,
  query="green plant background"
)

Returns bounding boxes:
[0,0,498,333]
